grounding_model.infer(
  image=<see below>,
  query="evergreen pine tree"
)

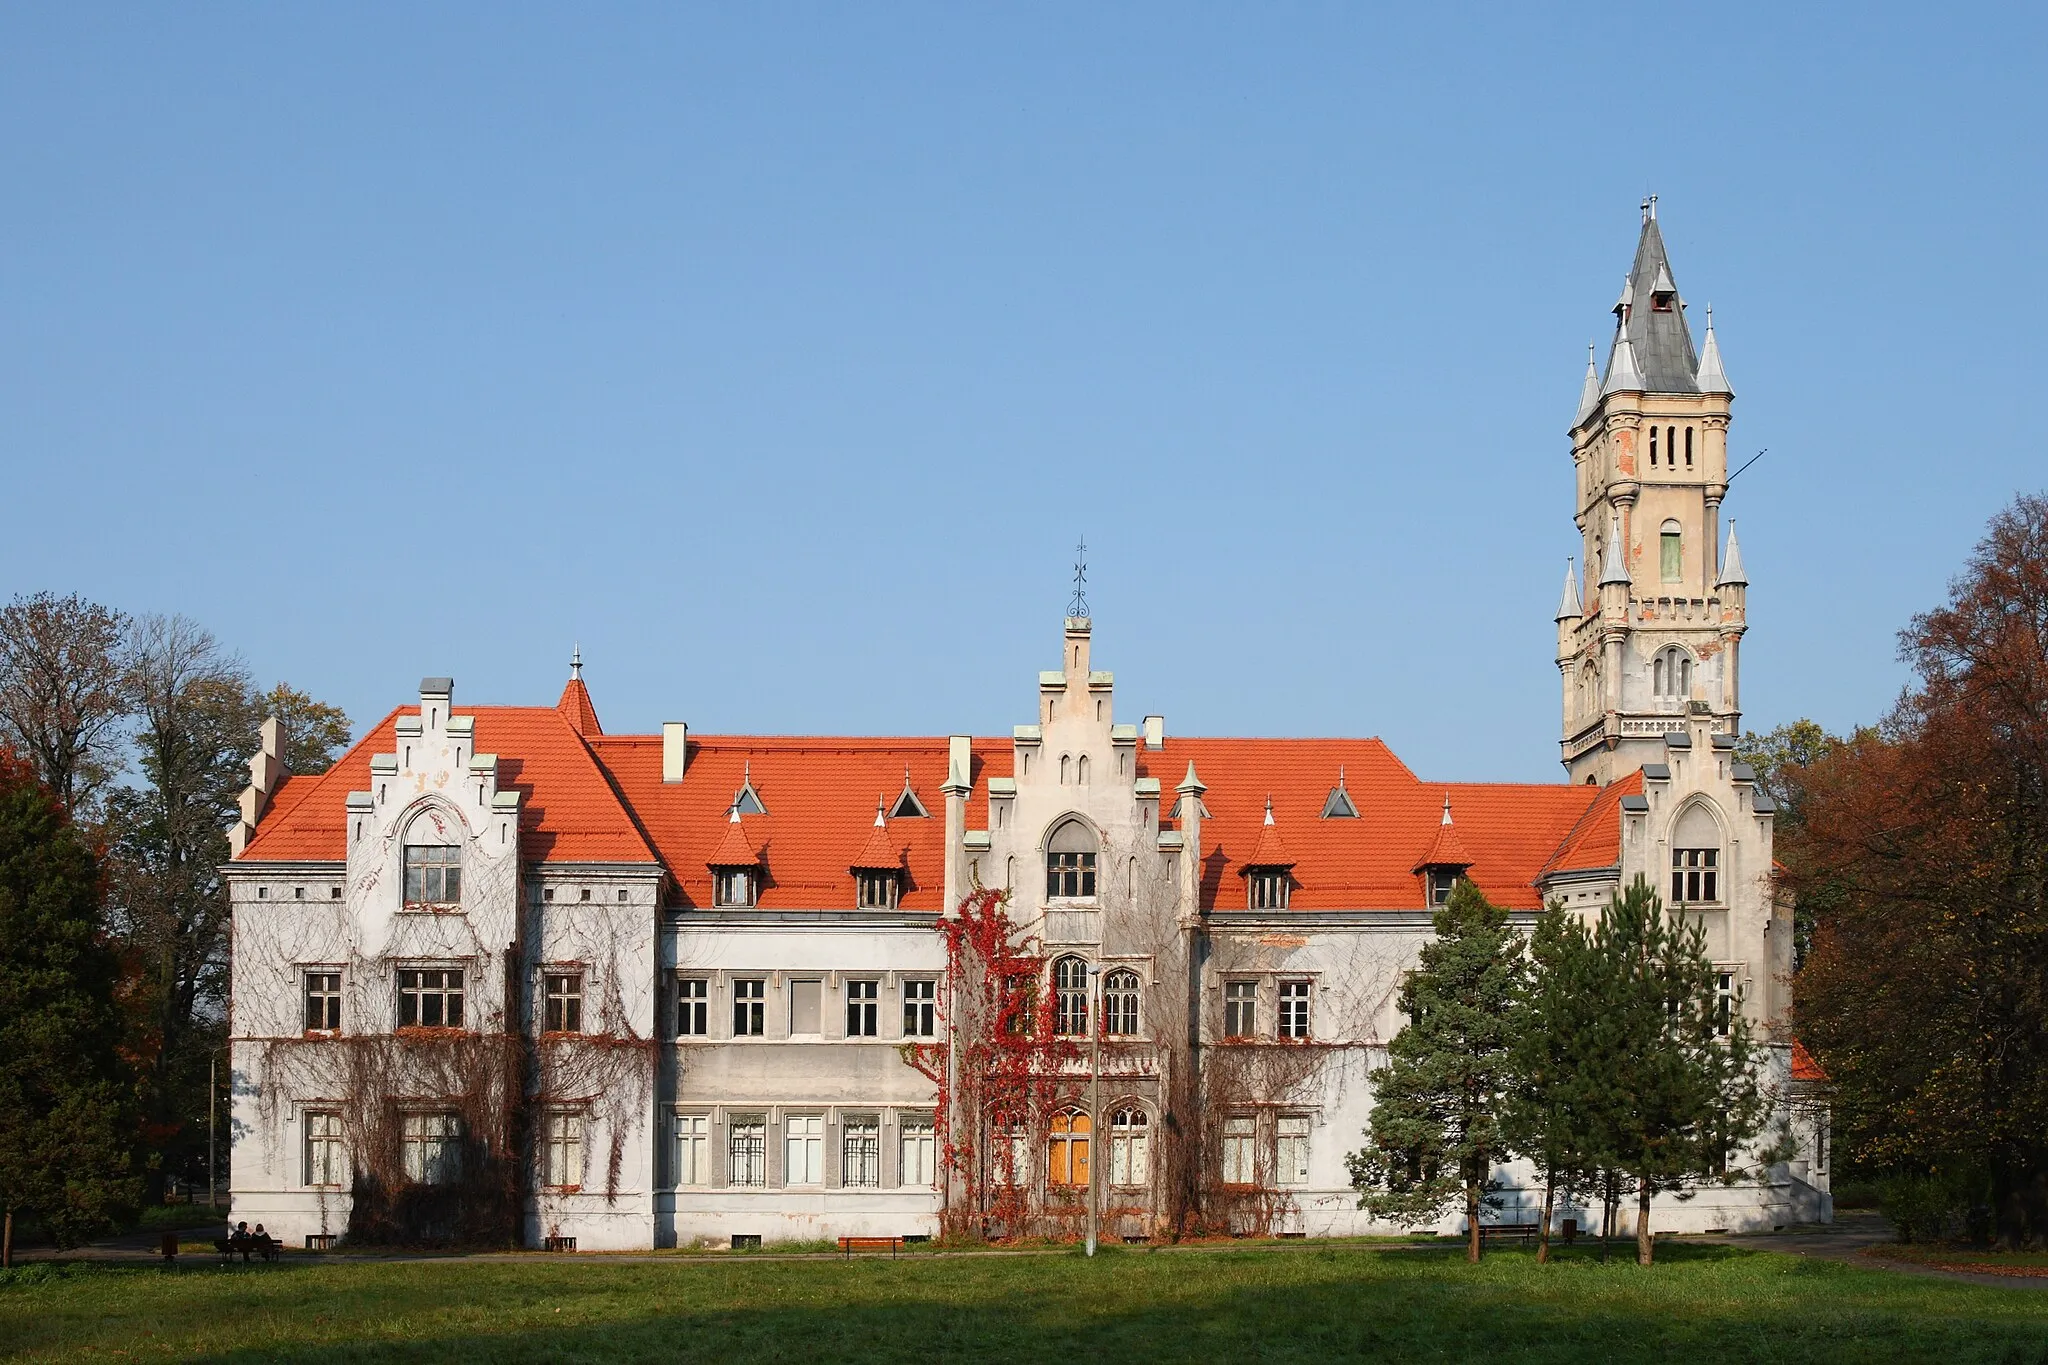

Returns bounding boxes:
[1501,905,1607,1262]
[0,751,138,1265]
[1348,879,1526,1263]
[1590,876,1776,1265]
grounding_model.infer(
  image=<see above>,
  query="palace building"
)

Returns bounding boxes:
[222,207,1829,1250]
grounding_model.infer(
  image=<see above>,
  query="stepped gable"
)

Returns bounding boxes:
[1138,738,1601,910]
[237,705,657,865]
[585,734,1012,911]
[1539,768,1645,878]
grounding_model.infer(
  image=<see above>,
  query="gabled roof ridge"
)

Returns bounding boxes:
[239,707,405,860]
[1539,769,1645,878]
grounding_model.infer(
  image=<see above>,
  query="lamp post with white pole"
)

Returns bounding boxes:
[1086,963,1101,1258]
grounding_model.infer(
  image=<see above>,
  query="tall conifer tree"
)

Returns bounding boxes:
[1502,906,1607,1262]
[1348,879,1526,1262]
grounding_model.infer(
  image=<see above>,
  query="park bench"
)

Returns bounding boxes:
[1476,1222,1541,1247]
[837,1236,903,1260]
[212,1234,280,1264]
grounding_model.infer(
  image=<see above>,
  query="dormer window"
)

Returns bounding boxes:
[1248,868,1291,910]
[1652,290,1675,312]
[1321,770,1359,819]
[730,763,767,816]
[1425,868,1462,906]
[714,868,755,908]
[1046,819,1098,900]
[856,869,899,910]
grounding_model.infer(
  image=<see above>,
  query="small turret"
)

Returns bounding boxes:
[1696,305,1732,394]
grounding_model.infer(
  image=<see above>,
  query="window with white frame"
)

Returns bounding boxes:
[1671,804,1722,904]
[900,1118,937,1187]
[543,1112,583,1190]
[1221,1116,1256,1185]
[1224,980,1256,1039]
[785,1115,824,1185]
[304,1111,345,1187]
[729,1117,767,1187]
[1714,970,1737,1038]
[1045,820,1098,899]
[1103,968,1140,1036]
[676,978,709,1037]
[397,968,464,1029]
[733,978,766,1036]
[902,979,937,1037]
[1276,1115,1311,1186]
[303,970,342,1032]
[846,979,880,1037]
[401,1112,462,1184]
[1279,980,1313,1040]
[403,843,461,906]
[842,1117,880,1188]
[543,972,584,1034]
[1109,1109,1149,1186]
[1053,956,1090,1037]
[674,1114,709,1186]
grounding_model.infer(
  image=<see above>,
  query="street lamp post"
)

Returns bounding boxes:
[1086,964,1101,1258]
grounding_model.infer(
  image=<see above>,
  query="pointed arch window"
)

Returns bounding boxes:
[1048,1109,1091,1186]
[1046,820,1098,900]
[1053,956,1090,1037]
[1653,646,1694,704]
[1109,1109,1149,1185]
[1103,968,1140,1036]
[402,811,462,907]
[1672,804,1722,904]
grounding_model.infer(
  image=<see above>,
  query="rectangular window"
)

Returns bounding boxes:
[403,845,461,905]
[733,979,766,1036]
[674,1114,709,1186]
[401,1112,462,1185]
[1221,1116,1257,1186]
[1714,970,1737,1038]
[1046,851,1097,899]
[1661,531,1683,582]
[676,978,709,1037]
[729,1118,766,1186]
[900,1119,936,1187]
[1277,1115,1311,1186]
[1224,981,1257,1039]
[397,968,465,1029]
[543,1112,583,1190]
[1279,980,1313,1040]
[304,971,342,1032]
[714,869,755,908]
[902,980,937,1037]
[1672,848,1719,904]
[1249,870,1290,910]
[845,980,879,1037]
[304,1111,345,1188]
[543,972,584,1034]
[842,1119,880,1188]
[1427,869,1460,906]
[785,1115,824,1185]
[856,870,898,909]
[1110,1112,1149,1186]
[789,980,821,1035]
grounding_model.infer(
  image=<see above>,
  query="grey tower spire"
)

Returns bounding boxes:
[1605,211,1701,394]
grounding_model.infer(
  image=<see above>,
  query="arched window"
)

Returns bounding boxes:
[1077,754,1090,785]
[1684,426,1694,467]
[1103,968,1140,1036]
[1059,754,1070,784]
[402,808,462,907]
[1053,956,1090,1036]
[1660,519,1683,582]
[1109,1109,1149,1185]
[1654,646,1693,703]
[1046,820,1098,900]
[1048,1109,1091,1186]
[1649,426,1659,466]
[1671,804,1722,904]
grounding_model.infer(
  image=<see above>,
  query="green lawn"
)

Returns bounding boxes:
[4,1242,2046,1363]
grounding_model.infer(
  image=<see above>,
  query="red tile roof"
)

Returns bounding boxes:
[237,692,1633,913]
[556,678,602,737]
[237,706,657,865]
[708,811,763,868]
[1245,804,1296,869]
[1791,1039,1828,1082]
[851,805,904,871]
[1412,796,1477,872]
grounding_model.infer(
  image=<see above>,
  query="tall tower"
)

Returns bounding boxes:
[1557,200,1747,785]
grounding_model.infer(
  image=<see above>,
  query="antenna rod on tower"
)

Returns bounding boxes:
[1728,448,1769,483]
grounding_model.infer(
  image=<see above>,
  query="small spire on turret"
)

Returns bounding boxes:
[1441,793,1454,826]
[1555,559,1583,621]
[1178,761,1206,795]
[1717,521,1748,586]
[1696,304,1732,394]
[570,642,582,680]
[1599,515,1631,586]
[874,796,887,828]
[1264,796,1275,827]
[1575,342,1602,425]
[1602,329,1645,395]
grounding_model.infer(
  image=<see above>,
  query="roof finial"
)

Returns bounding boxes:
[1642,193,1657,222]
[1441,793,1454,826]
[1068,537,1090,619]
[875,795,887,828]
[570,641,582,680]
[1264,796,1275,826]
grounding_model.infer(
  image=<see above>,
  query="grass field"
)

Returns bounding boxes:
[4,1241,2046,1363]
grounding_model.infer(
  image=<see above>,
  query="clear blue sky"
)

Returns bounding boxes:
[4,4,2041,781]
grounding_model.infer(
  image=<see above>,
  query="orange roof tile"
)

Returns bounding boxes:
[1412,795,1477,871]
[1791,1039,1828,1082]
[1538,770,1644,878]
[851,803,903,871]
[556,678,602,737]
[708,810,762,867]
[1244,800,1295,868]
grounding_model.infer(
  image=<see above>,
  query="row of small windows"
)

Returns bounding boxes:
[682,976,940,1040]
[1647,424,1694,470]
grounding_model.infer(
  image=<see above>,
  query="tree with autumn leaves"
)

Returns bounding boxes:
[1777,492,2048,1247]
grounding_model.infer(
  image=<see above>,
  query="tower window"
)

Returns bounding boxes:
[1685,426,1694,467]
[1649,426,1658,466]
[1654,646,1694,702]
[1660,520,1683,582]
[1652,291,1675,312]
[1053,956,1090,1036]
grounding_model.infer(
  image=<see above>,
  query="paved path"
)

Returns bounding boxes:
[1700,1212,2048,1290]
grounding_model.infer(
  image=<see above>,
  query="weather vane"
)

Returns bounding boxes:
[1068,538,1090,619]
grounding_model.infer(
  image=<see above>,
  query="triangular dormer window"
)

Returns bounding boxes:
[731,761,767,816]
[889,769,929,819]
[1321,768,1359,819]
